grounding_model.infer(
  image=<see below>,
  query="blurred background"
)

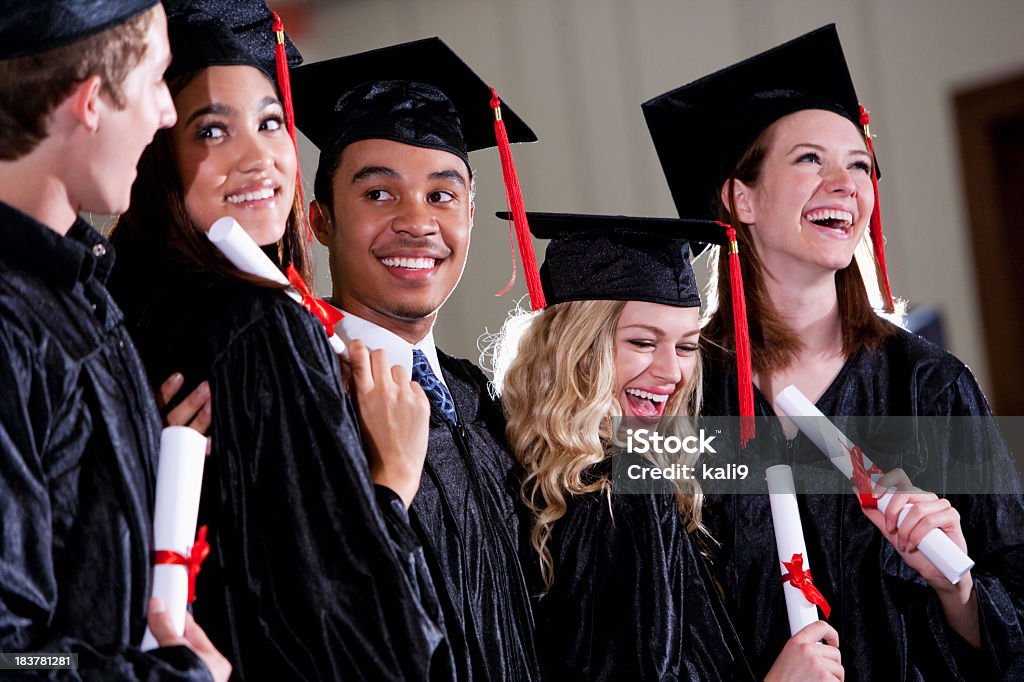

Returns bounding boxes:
[127,0,1024,413]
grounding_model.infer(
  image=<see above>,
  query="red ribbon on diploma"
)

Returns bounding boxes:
[153,525,210,604]
[285,263,344,338]
[843,441,883,509]
[780,553,831,619]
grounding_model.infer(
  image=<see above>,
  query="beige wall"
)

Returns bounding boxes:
[297,0,1024,395]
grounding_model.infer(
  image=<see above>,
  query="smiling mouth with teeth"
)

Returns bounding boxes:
[805,208,853,231]
[380,256,438,270]
[226,187,276,204]
[624,387,670,421]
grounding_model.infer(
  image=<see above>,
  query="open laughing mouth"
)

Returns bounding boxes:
[624,388,670,423]
[804,208,853,236]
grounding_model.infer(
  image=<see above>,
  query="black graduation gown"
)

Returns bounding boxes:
[703,324,1024,681]
[537,487,756,681]
[108,256,449,681]
[408,352,541,681]
[0,203,209,680]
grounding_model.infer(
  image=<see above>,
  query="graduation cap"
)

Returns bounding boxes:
[0,0,158,59]
[498,210,756,442]
[291,38,535,166]
[498,212,724,307]
[164,0,302,82]
[642,24,893,311]
[292,38,547,308]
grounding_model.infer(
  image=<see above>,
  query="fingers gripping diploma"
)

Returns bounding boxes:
[348,340,430,508]
[158,373,213,435]
[860,469,970,584]
[765,620,844,682]
[860,469,980,648]
[148,597,232,682]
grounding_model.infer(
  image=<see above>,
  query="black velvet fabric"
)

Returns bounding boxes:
[410,352,541,681]
[0,201,210,680]
[702,323,1024,681]
[163,0,302,83]
[537,487,757,681]
[499,212,732,308]
[0,0,157,58]
[316,80,472,170]
[107,253,451,681]
[291,37,536,155]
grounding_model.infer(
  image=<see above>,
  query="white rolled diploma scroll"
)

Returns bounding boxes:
[141,426,208,651]
[774,384,974,584]
[206,216,346,355]
[766,465,822,635]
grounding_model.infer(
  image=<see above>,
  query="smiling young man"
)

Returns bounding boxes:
[292,39,542,681]
[0,2,228,679]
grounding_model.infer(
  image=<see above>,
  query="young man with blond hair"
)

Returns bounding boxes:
[0,3,228,678]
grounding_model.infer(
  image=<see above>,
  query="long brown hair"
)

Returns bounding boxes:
[702,119,896,373]
[110,68,312,288]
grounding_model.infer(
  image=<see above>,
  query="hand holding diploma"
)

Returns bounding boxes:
[206,216,345,354]
[141,426,209,651]
[147,597,232,682]
[766,465,831,634]
[774,385,974,585]
[157,373,212,439]
[764,620,844,682]
[766,465,843,681]
[347,340,430,508]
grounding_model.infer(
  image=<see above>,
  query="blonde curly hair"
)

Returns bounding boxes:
[490,299,703,590]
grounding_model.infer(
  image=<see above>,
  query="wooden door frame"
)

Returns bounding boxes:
[954,71,1024,415]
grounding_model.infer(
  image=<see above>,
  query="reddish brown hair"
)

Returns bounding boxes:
[702,121,895,373]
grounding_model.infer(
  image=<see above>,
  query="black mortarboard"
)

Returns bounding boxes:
[642,23,894,311]
[164,0,302,82]
[497,212,729,308]
[642,24,863,222]
[291,37,536,169]
[0,0,157,59]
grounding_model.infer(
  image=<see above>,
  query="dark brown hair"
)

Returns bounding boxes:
[0,6,155,160]
[110,69,313,289]
[702,120,895,374]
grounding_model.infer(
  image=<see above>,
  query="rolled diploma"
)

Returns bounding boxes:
[774,384,974,584]
[767,465,820,635]
[207,216,345,354]
[141,426,208,651]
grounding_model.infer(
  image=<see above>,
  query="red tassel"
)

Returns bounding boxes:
[717,222,755,445]
[859,105,894,311]
[490,88,546,310]
[272,11,312,242]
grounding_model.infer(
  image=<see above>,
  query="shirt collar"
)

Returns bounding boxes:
[331,305,449,390]
[0,200,115,289]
